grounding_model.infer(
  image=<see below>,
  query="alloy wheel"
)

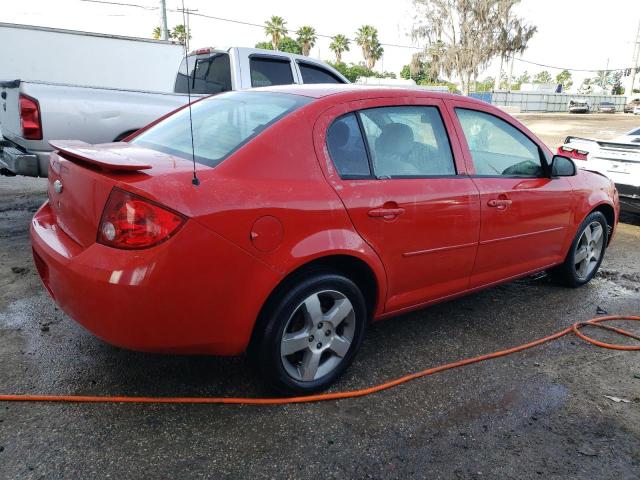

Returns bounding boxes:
[280,290,356,382]
[574,221,604,280]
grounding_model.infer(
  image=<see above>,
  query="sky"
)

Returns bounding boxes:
[3,0,640,91]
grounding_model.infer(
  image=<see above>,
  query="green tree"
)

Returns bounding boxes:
[474,76,495,92]
[152,26,161,39]
[327,61,395,82]
[296,26,317,56]
[611,71,624,95]
[516,71,530,84]
[555,69,573,91]
[355,25,383,69]
[170,24,191,46]
[255,36,301,55]
[493,0,537,90]
[412,0,536,95]
[533,70,552,83]
[264,16,288,50]
[329,34,350,63]
[400,57,435,84]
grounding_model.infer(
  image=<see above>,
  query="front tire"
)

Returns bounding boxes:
[252,272,367,395]
[552,211,608,287]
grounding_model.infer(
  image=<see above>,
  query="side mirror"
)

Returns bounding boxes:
[551,155,577,177]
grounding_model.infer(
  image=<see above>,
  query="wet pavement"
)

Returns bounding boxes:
[1,114,640,479]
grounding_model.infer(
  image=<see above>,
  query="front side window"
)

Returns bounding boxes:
[250,57,294,87]
[299,63,343,84]
[359,106,456,177]
[456,108,543,177]
[132,92,310,167]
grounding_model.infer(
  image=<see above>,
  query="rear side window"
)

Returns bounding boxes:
[174,53,231,94]
[132,92,310,167]
[250,57,294,87]
[299,63,343,84]
[359,106,456,177]
[455,108,543,177]
[326,114,370,177]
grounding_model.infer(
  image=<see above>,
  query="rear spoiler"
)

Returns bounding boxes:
[49,140,152,171]
[564,136,640,151]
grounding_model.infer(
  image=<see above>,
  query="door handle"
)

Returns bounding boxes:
[368,207,405,219]
[487,198,512,209]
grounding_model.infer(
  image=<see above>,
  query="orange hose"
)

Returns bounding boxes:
[0,315,637,406]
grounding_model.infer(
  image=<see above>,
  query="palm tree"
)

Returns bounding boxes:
[264,16,288,51]
[329,34,350,63]
[170,24,191,46]
[296,26,317,56]
[355,25,383,69]
[152,26,161,40]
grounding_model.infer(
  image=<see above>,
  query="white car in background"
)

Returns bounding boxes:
[559,133,640,214]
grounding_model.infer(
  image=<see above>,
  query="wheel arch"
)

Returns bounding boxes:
[589,202,616,246]
[249,253,385,353]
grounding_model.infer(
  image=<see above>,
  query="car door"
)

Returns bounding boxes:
[446,99,574,288]
[313,96,480,313]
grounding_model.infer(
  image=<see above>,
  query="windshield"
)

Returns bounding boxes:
[132,91,311,167]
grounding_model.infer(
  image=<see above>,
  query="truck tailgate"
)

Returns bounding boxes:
[0,80,22,140]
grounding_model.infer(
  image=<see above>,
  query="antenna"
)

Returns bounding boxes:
[179,0,200,186]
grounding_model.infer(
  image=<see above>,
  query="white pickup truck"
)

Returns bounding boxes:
[0,24,348,177]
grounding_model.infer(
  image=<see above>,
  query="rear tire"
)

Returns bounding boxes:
[551,211,608,287]
[251,272,367,395]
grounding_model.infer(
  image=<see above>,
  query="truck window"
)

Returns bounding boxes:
[174,53,232,94]
[298,63,343,84]
[250,57,294,87]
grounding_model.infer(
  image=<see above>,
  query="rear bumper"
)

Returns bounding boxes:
[0,143,49,177]
[30,201,281,355]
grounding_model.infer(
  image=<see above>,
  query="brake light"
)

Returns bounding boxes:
[557,146,588,161]
[189,47,214,55]
[98,189,186,249]
[19,94,42,140]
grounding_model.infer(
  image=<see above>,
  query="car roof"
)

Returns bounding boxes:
[255,83,472,103]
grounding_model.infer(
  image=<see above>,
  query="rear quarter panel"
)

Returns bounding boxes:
[144,102,388,316]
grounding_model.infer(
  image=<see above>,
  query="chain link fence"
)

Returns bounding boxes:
[468,92,628,112]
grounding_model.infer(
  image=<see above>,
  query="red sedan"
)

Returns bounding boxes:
[31,86,619,394]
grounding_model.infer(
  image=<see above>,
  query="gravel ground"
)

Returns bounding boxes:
[0,114,639,479]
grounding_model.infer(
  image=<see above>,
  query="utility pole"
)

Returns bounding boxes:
[176,5,198,52]
[629,20,640,96]
[159,0,169,40]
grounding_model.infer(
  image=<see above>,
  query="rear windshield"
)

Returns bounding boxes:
[132,91,310,167]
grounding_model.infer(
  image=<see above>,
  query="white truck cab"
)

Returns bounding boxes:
[0,24,348,177]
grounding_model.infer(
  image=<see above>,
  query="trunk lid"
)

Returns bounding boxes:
[47,141,199,248]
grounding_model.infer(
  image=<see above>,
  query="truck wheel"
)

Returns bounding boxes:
[252,272,367,395]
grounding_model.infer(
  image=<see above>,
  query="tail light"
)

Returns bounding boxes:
[19,94,43,140]
[557,146,588,161]
[98,188,186,249]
